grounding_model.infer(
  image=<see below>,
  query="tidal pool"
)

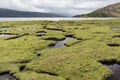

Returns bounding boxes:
[0,34,18,38]
[103,63,120,80]
[50,37,77,48]
[0,74,16,80]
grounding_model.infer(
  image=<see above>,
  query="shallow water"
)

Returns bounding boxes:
[0,18,118,22]
[104,64,120,80]
[0,34,18,38]
[36,32,46,36]
[0,74,16,80]
[50,37,77,48]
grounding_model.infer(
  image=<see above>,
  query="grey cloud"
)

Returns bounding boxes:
[0,0,119,16]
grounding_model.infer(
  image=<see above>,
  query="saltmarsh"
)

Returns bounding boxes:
[0,19,120,80]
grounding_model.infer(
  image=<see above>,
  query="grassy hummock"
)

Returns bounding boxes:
[0,19,120,80]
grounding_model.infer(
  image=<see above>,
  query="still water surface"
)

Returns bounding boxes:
[0,17,118,22]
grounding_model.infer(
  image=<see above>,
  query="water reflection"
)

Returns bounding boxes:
[0,74,16,80]
[0,34,18,38]
[104,64,120,80]
[50,37,77,48]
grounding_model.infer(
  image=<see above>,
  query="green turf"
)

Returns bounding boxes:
[0,19,120,80]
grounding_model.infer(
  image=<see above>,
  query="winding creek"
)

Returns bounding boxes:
[0,29,78,80]
[49,37,77,48]
[0,24,120,80]
[1,35,120,80]
[50,34,120,80]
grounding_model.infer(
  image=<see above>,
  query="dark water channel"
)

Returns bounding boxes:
[0,74,16,80]
[102,62,120,80]
[50,37,77,48]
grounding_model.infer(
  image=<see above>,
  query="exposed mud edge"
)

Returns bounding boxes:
[19,65,27,72]
[107,43,120,47]
[40,71,58,76]
[48,42,57,47]
[65,34,83,41]
[98,59,117,65]
[43,37,65,41]
[98,58,120,64]
[43,26,65,32]
[112,35,120,38]
[36,31,46,36]
[64,33,74,37]
[5,33,29,40]
[0,71,10,75]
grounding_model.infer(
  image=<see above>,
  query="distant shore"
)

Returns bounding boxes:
[0,17,119,22]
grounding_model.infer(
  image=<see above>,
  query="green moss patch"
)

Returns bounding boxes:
[0,19,120,80]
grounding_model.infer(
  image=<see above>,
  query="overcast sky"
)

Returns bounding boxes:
[0,0,119,16]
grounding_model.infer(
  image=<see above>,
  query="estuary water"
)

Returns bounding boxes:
[0,17,119,22]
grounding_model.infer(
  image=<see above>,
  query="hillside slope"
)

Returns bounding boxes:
[75,3,120,17]
[0,8,63,17]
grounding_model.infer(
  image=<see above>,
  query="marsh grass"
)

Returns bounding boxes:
[0,19,120,80]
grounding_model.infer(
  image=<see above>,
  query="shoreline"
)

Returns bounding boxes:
[0,17,119,22]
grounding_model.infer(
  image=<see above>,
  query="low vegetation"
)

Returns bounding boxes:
[0,19,120,80]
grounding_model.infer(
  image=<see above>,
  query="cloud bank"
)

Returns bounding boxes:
[0,0,119,16]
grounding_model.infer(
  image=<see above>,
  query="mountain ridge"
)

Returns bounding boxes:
[0,8,64,17]
[74,3,120,17]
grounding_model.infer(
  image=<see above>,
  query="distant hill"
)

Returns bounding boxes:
[74,3,120,17]
[0,8,63,17]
